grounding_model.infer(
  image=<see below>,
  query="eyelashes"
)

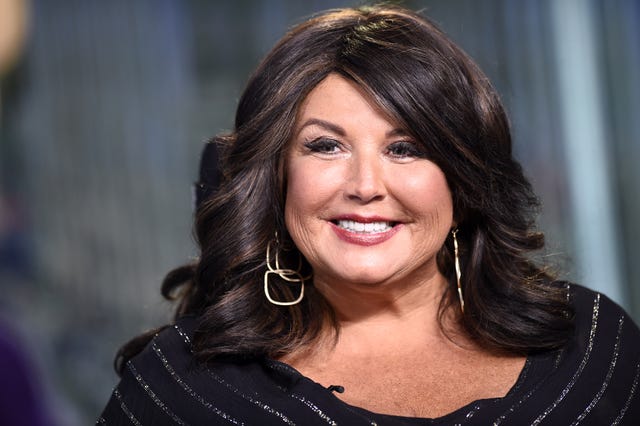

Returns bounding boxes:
[303,137,341,154]
[386,141,427,159]
[302,137,427,160]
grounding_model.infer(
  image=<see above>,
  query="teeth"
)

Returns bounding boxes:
[336,220,393,234]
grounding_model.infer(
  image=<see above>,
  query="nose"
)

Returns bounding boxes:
[345,153,387,203]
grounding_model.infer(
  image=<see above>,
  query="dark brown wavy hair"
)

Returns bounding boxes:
[116,5,573,373]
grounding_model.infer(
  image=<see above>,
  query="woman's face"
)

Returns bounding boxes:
[285,74,453,290]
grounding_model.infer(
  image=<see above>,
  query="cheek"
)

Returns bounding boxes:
[285,161,342,217]
[284,162,338,262]
[398,168,454,226]
[285,163,314,221]
[285,161,331,237]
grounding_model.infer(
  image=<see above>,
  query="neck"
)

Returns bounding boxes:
[282,271,469,367]
[314,269,453,337]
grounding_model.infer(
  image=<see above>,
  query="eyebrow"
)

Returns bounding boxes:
[296,118,409,138]
[297,118,345,136]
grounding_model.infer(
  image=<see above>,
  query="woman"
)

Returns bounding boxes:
[99,5,640,425]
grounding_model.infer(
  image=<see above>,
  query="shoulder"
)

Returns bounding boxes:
[98,317,278,424]
[567,283,640,375]
[496,284,640,425]
[98,317,205,424]
[568,283,640,354]
[97,317,313,425]
[549,283,640,424]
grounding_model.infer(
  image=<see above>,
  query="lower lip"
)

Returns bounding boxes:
[329,222,402,246]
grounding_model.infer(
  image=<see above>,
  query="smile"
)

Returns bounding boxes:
[329,217,401,246]
[335,220,394,234]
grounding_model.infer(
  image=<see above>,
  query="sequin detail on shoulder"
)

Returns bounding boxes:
[128,362,188,425]
[612,360,640,425]
[172,324,296,424]
[114,388,142,426]
[174,323,192,345]
[530,293,601,425]
[151,341,243,425]
[570,315,625,425]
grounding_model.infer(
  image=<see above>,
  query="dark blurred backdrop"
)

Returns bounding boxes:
[1,0,638,424]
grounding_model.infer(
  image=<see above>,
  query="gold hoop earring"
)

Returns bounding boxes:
[452,228,465,313]
[264,236,310,306]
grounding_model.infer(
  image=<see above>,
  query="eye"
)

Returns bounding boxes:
[387,141,425,159]
[303,137,342,154]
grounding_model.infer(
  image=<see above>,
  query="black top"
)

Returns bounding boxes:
[98,285,640,425]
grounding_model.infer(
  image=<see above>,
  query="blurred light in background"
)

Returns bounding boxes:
[0,0,638,423]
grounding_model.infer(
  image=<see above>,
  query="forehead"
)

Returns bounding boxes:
[294,73,403,132]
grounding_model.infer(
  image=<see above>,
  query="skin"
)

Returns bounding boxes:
[282,74,526,418]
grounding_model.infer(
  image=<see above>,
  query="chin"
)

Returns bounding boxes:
[334,269,397,287]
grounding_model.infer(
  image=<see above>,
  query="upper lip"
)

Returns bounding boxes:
[330,214,399,224]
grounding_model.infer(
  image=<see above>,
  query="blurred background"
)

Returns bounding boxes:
[0,0,638,423]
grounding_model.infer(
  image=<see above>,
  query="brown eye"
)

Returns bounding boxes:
[387,141,425,159]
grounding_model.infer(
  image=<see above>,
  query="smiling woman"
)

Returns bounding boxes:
[100,5,640,425]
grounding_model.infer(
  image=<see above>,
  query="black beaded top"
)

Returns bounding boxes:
[98,284,640,425]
